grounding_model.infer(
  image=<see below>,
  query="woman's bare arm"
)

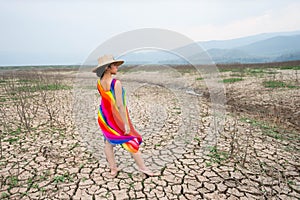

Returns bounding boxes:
[114,80,130,134]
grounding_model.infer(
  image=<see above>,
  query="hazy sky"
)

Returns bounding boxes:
[1,0,300,65]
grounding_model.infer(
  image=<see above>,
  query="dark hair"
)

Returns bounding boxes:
[98,64,111,79]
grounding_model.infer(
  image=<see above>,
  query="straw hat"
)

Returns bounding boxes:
[92,55,124,75]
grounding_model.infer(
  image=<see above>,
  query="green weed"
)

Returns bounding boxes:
[3,137,19,144]
[222,78,243,83]
[8,127,21,136]
[7,176,19,188]
[207,146,228,164]
[205,161,212,167]
[241,117,284,140]
[54,175,65,183]
[1,192,9,198]
[16,79,37,83]
[79,164,84,170]
[129,182,134,190]
[288,180,295,185]
[246,68,265,74]
[279,66,300,70]
[262,81,298,89]
[54,172,73,183]
[219,68,242,72]
[16,84,72,92]
[32,183,39,189]
[265,71,278,74]
[230,73,243,77]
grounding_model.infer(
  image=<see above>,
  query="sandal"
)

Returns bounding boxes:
[138,168,154,176]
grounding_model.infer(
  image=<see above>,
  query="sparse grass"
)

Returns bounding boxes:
[284,145,300,153]
[79,164,84,170]
[16,79,37,83]
[288,180,295,185]
[279,66,300,70]
[8,127,21,136]
[129,182,134,190]
[155,143,161,147]
[195,77,203,80]
[16,84,72,92]
[207,146,228,164]
[7,176,19,188]
[32,183,39,189]
[222,78,243,83]
[225,68,266,78]
[219,68,242,72]
[265,71,278,74]
[69,142,80,151]
[53,172,74,183]
[205,161,212,167]
[26,178,34,189]
[1,192,9,198]
[230,73,243,77]
[54,175,66,183]
[246,68,265,74]
[3,137,19,144]
[241,117,283,140]
[20,192,29,197]
[262,80,298,89]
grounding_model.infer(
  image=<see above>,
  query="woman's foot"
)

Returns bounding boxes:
[138,167,154,176]
[110,167,119,178]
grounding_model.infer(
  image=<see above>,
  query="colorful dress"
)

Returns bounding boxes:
[97,78,142,153]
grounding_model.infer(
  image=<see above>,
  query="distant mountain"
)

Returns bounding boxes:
[274,51,300,62]
[206,34,300,63]
[199,30,300,50]
[119,30,300,64]
[235,35,300,56]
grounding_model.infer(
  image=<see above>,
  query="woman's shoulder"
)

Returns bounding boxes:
[113,78,121,85]
[112,78,123,90]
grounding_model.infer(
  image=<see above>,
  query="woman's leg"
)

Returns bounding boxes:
[104,141,118,175]
[131,151,153,176]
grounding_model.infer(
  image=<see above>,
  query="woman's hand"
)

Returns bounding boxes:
[124,124,130,135]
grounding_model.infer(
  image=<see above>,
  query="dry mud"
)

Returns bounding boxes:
[0,67,299,199]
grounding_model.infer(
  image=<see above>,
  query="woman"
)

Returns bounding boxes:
[93,54,153,177]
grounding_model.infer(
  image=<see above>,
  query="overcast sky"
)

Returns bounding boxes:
[1,0,300,65]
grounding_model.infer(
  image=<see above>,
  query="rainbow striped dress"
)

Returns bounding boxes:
[97,78,142,153]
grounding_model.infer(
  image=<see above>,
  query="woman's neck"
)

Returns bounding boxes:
[102,72,112,80]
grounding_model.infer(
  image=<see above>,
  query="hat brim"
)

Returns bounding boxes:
[92,60,124,73]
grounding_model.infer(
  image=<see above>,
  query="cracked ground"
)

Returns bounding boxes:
[0,66,299,199]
